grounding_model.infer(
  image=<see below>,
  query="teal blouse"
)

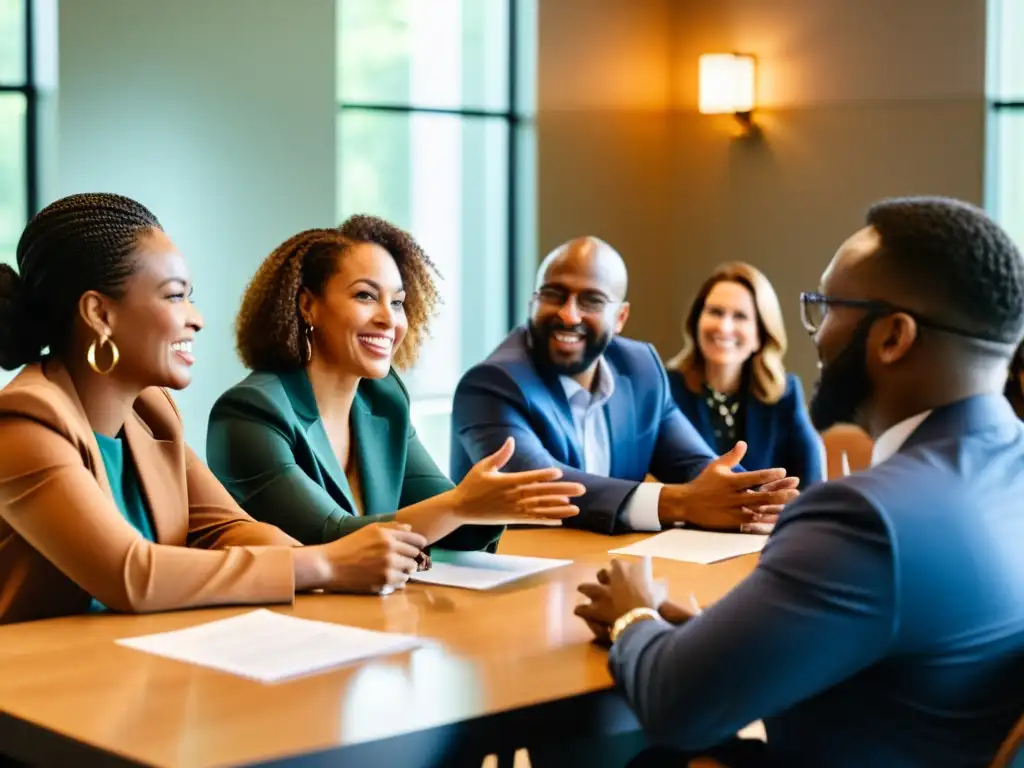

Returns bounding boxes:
[89,432,156,613]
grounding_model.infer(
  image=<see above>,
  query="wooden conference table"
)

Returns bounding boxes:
[0,529,757,767]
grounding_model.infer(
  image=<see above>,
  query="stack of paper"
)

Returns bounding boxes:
[609,528,768,564]
[116,609,423,683]
[410,550,572,590]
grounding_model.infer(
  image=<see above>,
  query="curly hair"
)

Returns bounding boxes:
[666,262,788,404]
[866,196,1024,345]
[235,215,441,372]
[0,192,161,370]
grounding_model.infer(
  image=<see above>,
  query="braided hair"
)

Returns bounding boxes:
[235,215,441,372]
[0,193,162,370]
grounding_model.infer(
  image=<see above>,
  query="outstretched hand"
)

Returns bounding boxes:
[452,437,585,525]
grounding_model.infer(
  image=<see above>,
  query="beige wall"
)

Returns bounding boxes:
[538,0,987,387]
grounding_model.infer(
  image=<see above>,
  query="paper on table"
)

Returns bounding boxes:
[608,528,768,564]
[738,720,767,741]
[115,609,423,683]
[459,517,564,526]
[410,550,572,590]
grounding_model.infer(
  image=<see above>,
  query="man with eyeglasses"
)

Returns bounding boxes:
[575,197,1024,767]
[450,236,799,535]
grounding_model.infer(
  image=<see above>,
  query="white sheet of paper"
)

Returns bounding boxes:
[115,609,423,683]
[738,720,767,741]
[608,528,768,564]
[410,550,572,590]
[459,517,563,526]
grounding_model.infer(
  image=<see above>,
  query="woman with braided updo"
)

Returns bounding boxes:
[0,194,432,624]
[207,217,582,551]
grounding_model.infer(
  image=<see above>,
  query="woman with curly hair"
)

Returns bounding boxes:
[0,194,430,624]
[665,262,823,489]
[207,216,583,552]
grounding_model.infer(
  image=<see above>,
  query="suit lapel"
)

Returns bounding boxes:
[542,374,584,468]
[519,329,584,467]
[690,388,716,447]
[123,414,185,544]
[279,370,359,514]
[742,390,771,468]
[349,392,391,515]
[42,361,114,498]
[605,363,638,479]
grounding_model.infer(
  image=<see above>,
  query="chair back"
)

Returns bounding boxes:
[990,712,1024,768]
[820,424,873,479]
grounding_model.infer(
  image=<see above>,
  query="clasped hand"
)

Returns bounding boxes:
[574,557,700,645]
[663,441,800,533]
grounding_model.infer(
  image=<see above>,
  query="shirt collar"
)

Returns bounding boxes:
[560,357,615,406]
[870,411,932,466]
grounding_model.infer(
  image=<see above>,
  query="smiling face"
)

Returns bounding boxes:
[527,240,629,377]
[697,280,761,371]
[85,228,203,391]
[299,242,408,379]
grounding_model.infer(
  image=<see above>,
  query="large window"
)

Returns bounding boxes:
[0,0,34,266]
[337,0,536,410]
[986,0,1023,248]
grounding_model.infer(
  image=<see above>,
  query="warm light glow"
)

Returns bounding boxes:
[699,53,756,114]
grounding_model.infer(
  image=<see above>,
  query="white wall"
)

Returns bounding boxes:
[55,0,337,456]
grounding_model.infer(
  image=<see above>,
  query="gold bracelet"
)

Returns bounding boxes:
[610,607,661,644]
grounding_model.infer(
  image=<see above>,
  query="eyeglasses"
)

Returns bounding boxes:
[533,286,614,314]
[799,291,993,340]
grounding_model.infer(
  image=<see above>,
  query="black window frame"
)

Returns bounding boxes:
[0,0,37,223]
[337,0,525,331]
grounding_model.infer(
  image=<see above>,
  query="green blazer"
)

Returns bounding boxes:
[206,369,502,551]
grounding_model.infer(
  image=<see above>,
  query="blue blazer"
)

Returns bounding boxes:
[450,328,721,534]
[610,394,1024,767]
[667,370,824,488]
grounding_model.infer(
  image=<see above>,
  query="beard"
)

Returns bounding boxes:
[527,317,612,377]
[809,318,874,432]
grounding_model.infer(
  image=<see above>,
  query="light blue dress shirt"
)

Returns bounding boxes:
[559,358,664,531]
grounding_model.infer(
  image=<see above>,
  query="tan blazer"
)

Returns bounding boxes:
[0,361,300,624]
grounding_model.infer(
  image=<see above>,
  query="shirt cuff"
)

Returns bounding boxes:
[622,482,665,532]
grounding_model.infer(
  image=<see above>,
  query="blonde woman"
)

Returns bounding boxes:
[666,262,823,488]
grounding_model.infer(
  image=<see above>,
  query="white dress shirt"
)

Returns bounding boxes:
[559,359,664,531]
[870,411,932,466]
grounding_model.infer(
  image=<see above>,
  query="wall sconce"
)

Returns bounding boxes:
[698,53,758,137]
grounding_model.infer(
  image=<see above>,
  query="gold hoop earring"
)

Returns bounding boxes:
[87,335,120,375]
[303,324,314,363]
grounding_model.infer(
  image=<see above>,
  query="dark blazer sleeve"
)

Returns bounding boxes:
[452,364,641,534]
[645,347,718,484]
[207,389,394,544]
[777,374,825,488]
[398,424,503,552]
[608,481,896,751]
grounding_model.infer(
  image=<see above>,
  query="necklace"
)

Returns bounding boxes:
[705,387,740,428]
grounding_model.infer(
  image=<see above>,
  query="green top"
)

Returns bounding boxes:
[89,431,156,613]
[206,368,502,552]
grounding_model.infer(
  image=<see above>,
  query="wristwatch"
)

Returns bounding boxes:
[610,606,661,644]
